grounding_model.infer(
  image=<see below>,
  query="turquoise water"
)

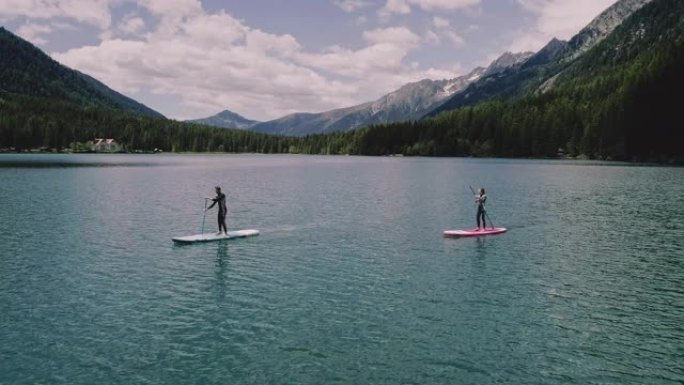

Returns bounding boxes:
[0,154,682,384]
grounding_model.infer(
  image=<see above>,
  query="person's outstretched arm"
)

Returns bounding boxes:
[206,197,218,210]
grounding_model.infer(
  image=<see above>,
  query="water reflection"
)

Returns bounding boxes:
[0,154,165,168]
[214,243,230,301]
[0,160,160,168]
[475,236,487,250]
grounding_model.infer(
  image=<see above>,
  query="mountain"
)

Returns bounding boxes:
[520,38,568,68]
[0,27,163,118]
[250,70,490,136]
[0,27,290,154]
[351,0,683,160]
[429,0,653,117]
[250,52,532,136]
[562,0,654,60]
[187,109,260,129]
[483,51,534,75]
[1,0,679,161]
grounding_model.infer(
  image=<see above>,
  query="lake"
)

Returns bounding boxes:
[0,154,682,384]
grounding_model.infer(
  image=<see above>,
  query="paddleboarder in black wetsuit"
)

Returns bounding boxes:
[207,186,228,235]
[476,187,487,230]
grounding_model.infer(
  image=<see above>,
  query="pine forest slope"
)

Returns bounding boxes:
[357,0,683,161]
[0,0,680,162]
[0,27,163,118]
[0,28,294,153]
[428,0,653,117]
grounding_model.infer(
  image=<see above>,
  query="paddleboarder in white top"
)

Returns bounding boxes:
[476,187,487,230]
[206,186,228,235]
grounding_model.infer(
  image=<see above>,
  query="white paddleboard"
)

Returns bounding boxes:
[172,229,260,244]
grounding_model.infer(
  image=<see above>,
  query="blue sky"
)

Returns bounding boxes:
[0,0,617,121]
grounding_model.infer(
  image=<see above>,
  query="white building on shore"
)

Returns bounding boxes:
[92,138,122,153]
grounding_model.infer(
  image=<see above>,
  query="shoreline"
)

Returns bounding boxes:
[0,150,680,166]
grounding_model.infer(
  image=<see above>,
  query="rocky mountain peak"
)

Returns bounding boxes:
[565,0,654,59]
[188,109,260,129]
[484,51,534,75]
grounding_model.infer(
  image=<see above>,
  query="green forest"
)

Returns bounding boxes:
[354,39,683,160]
[0,0,682,162]
[355,0,683,161]
[2,39,680,161]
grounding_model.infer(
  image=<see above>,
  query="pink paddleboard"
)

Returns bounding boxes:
[443,227,507,238]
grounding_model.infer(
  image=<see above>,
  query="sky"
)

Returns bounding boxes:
[0,0,618,121]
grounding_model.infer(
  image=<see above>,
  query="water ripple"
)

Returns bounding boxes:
[1,155,683,384]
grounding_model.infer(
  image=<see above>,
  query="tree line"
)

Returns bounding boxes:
[352,40,682,161]
[1,0,681,162]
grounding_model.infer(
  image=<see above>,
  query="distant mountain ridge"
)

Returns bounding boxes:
[0,0,679,161]
[429,0,653,116]
[188,110,260,129]
[249,51,532,136]
[483,52,533,75]
[0,27,163,118]
[563,0,654,60]
[357,0,683,160]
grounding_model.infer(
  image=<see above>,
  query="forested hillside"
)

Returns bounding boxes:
[0,0,681,162]
[0,91,298,152]
[0,27,162,118]
[349,0,683,161]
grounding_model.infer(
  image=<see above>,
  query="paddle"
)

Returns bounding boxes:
[469,185,495,229]
[200,197,210,235]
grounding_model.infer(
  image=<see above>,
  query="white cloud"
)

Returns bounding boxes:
[246,29,301,56]
[362,26,421,46]
[378,0,411,22]
[179,11,247,46]
[380,0,480,16]
[16,21,79,45]
[295,37,418,79]
[510,0,616,52]
[409,0,480,11]
[433,16,450,28]
[465,24,479,33]
[423,29,440,45]
[421,65,462,80]
[5,0,622,123]
[430,16,465,47]
[2,0,464,120]
[139,0,203,17]
[119,13,145,35]
[333,0,370,13]
[51,5,454,121]
[304,27,422,78]
[0,0,113,29]
[380,0,411,16]
[16,23,52,45]
[444,31,465,47]
[139,0,204,39]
